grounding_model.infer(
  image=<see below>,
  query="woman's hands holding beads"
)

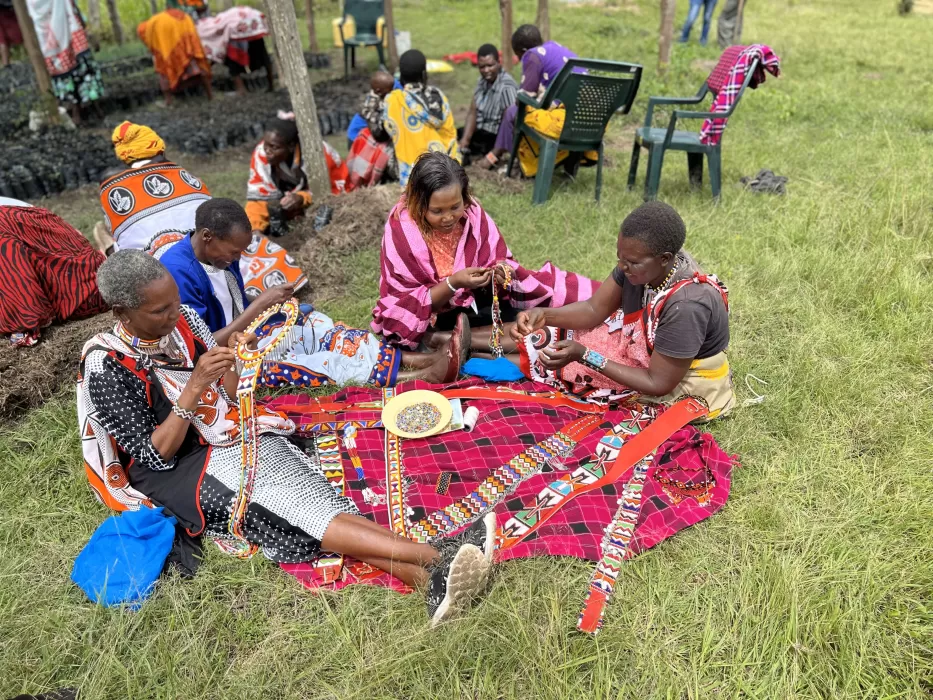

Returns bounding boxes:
[188,347,237,394]
[538,340,585,369]
[449,267,492,290]
[510,309,549,342]
[227,332,258,352]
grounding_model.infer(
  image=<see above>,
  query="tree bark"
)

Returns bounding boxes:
[658,0,675,73]
[11,0,59,121]
[735,0,745,42]
[304,0,318,53]
[87,0,101,34]
[264,0,329,195]
[536,0,550,41]
[500,0,513,70]
[149,0,157,15]
[105,0,124,45]
[383,0,398,70]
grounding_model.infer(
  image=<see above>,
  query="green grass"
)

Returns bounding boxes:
[4,0,933,697]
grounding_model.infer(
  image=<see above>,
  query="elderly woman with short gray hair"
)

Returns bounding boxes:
[78,250,494,625]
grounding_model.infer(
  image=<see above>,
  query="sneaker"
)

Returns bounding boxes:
[447,512,497,563]
[425,543,490,627]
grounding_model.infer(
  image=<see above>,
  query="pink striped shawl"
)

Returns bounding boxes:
[371,201,597,348]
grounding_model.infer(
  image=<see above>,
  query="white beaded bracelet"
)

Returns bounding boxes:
[172,404,197,421]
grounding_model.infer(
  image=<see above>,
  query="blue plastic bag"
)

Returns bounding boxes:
[462,357,525,382]
[71,506,176,609]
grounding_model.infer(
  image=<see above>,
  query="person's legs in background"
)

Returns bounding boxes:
[700,0,720,46]
[679,0,704,43]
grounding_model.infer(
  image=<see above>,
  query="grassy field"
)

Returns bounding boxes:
[2,0,933,697]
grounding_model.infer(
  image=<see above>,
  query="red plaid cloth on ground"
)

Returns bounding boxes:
[699,44,781,146]
[346,128,392,190]
[268,379,736,614]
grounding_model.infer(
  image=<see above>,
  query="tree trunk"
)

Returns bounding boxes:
[11,0,59,122]
[105,0,124,45]
[304,0,318,52]
[500,0,513,70]
[536,0,550,41]
[149,0,157,15]
[658,0,675,73]
[264,0,329,195]
[734,0,746,42]
[87,0,101,34]
[383,0,398,70]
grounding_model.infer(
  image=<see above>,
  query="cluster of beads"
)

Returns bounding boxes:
[397,402,443,434]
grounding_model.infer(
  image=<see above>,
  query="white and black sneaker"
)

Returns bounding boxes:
[447,512,497,563]
[425,542,490,627]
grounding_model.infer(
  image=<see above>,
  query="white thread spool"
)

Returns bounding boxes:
[463,406,480,432]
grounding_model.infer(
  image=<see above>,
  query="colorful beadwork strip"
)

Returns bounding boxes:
[577,458,651,635]
[406,414,604,544]
[316,432,343,492]
[382,387,408,536]
[497,416,650,549]
[342,424,365,480]
[435,471,452,495]
[295,418,385,434]
[310,431,346,583]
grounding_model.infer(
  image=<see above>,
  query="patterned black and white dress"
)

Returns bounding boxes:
[82,306,358,563]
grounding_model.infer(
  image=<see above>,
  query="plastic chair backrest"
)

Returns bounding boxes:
[344,0,383,36]
[541,59,643,148]
[705,45,745,94]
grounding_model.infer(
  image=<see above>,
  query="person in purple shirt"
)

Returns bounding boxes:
[481,24,577,171]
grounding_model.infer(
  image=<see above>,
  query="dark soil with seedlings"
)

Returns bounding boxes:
[0,75,369,201]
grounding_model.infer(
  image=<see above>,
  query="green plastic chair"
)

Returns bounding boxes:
[506,58,643,206]
[627,54,761,201]
[338,0,386,80]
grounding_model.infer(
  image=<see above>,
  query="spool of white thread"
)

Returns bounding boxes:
[463,406,480,432]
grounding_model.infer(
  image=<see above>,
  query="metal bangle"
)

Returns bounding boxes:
[446,277,458,294]
[172,404,197,421]
[581,348,609,372]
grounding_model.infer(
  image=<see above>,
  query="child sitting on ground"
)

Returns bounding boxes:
[345,71,399,187]
[361,70,396,141]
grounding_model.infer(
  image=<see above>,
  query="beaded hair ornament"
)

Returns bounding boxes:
[226,297,301,556]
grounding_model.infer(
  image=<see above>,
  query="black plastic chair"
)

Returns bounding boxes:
[507,58,643,205]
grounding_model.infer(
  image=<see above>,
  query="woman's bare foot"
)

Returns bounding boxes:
[399,316,471,383]
[422,328,450,351]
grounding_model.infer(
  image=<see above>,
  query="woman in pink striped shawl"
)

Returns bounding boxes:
[372,152,597,349]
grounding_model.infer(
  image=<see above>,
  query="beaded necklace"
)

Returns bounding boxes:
[488,262,513,358]
[114,322,181,360]
[641,253,685,307]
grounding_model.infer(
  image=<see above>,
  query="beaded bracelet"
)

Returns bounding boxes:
[581,347,609,372]
[172,404,197,421]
